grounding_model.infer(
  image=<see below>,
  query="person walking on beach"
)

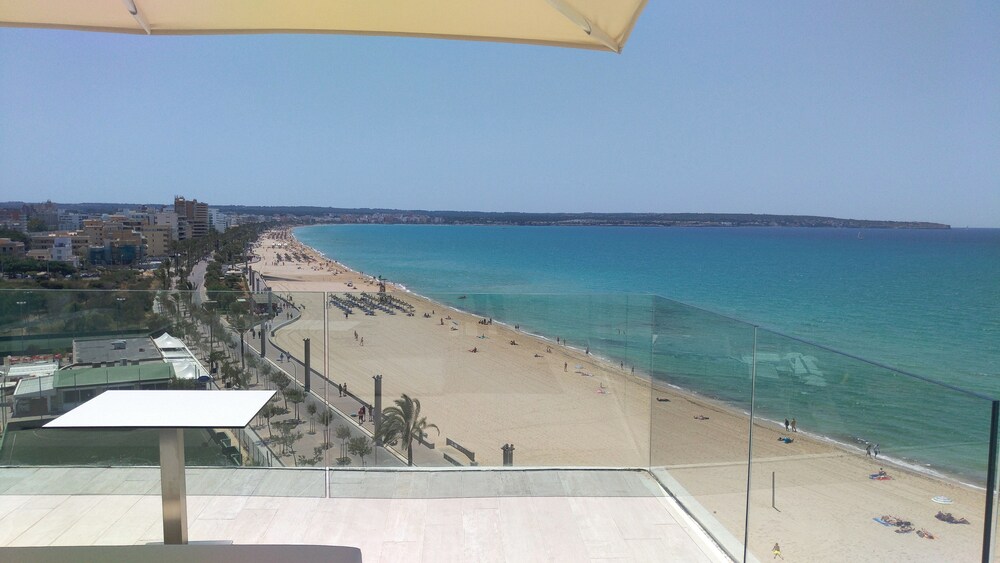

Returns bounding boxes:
[772,543,784,560]
[354,331,358,341]
[784,418,790,431]
[874,444,880,459]
[866,443,873,457]
[360,337,364,346]
[790,418,797,432]
[564,362,568,372]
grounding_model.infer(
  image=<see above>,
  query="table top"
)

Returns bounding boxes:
[43,390,276,429]
[0,544,362,563]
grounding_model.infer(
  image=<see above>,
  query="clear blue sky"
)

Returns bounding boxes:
[1,2,998,226]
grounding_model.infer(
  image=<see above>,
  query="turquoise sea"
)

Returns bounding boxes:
[295,224,1000,480]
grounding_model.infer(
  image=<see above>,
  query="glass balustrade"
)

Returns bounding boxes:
[0,287,995,560]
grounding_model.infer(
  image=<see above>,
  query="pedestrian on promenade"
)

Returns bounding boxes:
[358,407,365,424]
[338,383,344,398]
[343,383,348,397]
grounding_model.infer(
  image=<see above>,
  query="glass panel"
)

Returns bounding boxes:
[307,291,654,469]
[1,286,996,549]
[748,329,992,562]
[647,296,756,561]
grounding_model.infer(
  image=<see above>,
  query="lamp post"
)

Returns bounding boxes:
[372,374,383,445]
[115,296,126,335]
[15,300,27,354]
[236,298,248,372]
[203,300,216,357]
[1,370,8,433]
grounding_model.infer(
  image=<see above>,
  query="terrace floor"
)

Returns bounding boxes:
[0,467,729,562]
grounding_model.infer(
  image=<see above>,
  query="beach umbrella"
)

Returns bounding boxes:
[0,0,647,53]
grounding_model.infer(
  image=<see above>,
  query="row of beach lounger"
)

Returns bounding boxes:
[329,293,416,317]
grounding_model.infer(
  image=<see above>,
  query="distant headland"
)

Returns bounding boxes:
[0,201,949,229]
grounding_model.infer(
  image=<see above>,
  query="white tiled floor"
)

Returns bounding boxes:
[0,468,730,562]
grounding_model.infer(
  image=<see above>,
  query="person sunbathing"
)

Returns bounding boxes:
[936,511,970,524]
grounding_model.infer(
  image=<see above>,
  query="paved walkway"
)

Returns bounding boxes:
[239,293,448,468]
[0,467,730,562]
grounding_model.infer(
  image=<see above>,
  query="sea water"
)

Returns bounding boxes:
[295,224,1000,480]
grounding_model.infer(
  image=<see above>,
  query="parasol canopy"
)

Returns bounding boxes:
[0,0,647,53]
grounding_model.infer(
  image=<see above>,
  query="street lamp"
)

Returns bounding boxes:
[15,300,27,354]
[236,298,248,372]
[115,296,126,335]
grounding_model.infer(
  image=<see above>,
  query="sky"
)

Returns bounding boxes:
[1,2,998,227]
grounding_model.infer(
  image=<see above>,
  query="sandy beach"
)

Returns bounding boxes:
[251,228,988,562]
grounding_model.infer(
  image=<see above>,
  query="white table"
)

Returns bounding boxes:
[45,390,275,545]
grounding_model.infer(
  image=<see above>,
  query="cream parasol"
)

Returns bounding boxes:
[0,0,647,53]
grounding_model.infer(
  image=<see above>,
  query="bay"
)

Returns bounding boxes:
[295,224,1000,479]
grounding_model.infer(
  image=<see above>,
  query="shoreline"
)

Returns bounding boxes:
[253,226,989,562]
[287,225,986,489]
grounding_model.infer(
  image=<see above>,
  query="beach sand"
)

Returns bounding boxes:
[251,228,988,562]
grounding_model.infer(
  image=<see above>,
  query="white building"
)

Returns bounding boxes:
[208,208,229,233]
[49,236,80,267]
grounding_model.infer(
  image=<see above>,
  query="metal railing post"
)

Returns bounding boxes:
[982,400,999,563]
[742,326,758,563]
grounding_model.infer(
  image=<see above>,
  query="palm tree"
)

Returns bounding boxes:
[375,394,439,466]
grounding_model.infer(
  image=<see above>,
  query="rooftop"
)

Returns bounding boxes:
[0,467,726,562]
[54,363,175,389]
[72,337,162,366]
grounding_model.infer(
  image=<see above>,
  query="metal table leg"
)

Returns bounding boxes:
[159,428,188,545]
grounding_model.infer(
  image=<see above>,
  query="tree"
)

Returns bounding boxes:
[284,387,305,421]
[273,420,303,462]
[259,400,285,438]
[27,217,48,232]
[207,350,226,376]
[318,410,334,447]
[270,372,291,407]
[220,360,238,388]
[348,436,373,467]
[306,402,318,434]
[375,394,439,466]
[335,424,352,459]
[168,377,204,390]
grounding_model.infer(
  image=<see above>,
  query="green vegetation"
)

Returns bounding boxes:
[376,393,439,466]
[348,436,373,467]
